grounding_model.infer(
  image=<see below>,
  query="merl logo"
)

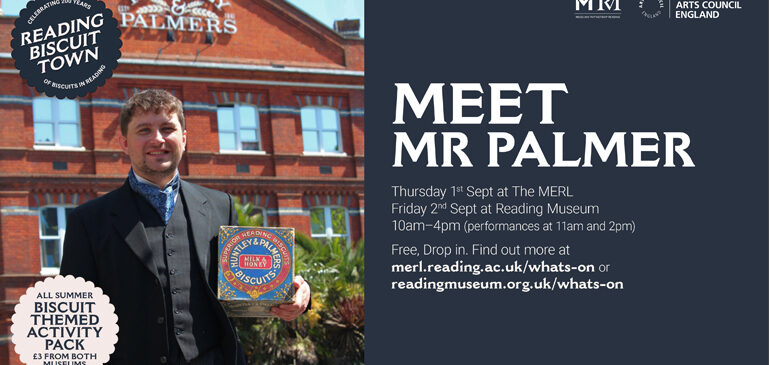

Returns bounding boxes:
[118,0,237,34]
[575,0,621,11]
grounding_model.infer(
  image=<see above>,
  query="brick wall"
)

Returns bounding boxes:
[0,1,363,362]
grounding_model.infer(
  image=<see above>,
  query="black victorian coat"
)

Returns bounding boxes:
[60,180,247,365]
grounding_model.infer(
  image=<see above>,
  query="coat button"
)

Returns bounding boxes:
[174,308,181,315]
[172,288,180,294]
[167,249,175,256]
[169,268,176,275]
[159,356,167,363]
[157,316,164,324]
[175,328,183,336]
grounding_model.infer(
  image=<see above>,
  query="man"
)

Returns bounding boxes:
[60,89,310,365]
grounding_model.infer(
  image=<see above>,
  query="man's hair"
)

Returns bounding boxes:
[119,89,185,135]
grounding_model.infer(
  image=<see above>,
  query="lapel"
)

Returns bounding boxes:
[110,181,158,280]
[180,180,212,279]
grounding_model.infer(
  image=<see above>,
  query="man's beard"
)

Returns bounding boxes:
[135,159,179,184]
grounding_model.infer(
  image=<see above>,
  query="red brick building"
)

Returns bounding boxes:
[0,0,363,362]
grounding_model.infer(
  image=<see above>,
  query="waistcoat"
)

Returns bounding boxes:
[135,188,222,362]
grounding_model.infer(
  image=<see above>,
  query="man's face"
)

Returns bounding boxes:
[119,111,186,185]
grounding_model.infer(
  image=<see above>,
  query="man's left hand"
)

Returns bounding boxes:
[270,275,310,321]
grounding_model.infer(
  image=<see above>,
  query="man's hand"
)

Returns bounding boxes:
[270,275,310,321]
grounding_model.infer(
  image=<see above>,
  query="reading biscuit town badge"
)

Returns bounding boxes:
[11,0,122,99]
[217,227,294,317]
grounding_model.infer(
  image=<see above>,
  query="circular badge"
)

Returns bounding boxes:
[11,275,119,365]
[220,230,292,298]
[10,0,122,98]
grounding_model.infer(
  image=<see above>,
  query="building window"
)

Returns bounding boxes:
[310,206,349,244]
[234,196,268,226]
[1,0,25,16]
[301,107,342,153]
[243,206,267,226]
[252,206,267,226]
[39,206,74,272]
[33,97,81,147]
[217,104,260,151]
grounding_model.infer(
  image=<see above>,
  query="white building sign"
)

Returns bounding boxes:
[118,0,237,34]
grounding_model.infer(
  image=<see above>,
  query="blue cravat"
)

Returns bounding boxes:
[128,168,180,225]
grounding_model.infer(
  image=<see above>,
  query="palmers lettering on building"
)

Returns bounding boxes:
[0,0,363,362]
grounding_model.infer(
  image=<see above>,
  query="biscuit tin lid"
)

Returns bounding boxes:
[219,227,294,300]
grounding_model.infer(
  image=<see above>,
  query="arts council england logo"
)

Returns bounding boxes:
[640,0,664,19]
[10,0,122,98]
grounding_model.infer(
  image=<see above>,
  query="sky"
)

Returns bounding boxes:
[285,0,365,38]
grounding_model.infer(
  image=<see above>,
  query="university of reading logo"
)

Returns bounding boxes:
[574,0,622,19]
[640,0,664,18]
[117,0,237,36]
[10,0,122,98]
[219,229,291,299]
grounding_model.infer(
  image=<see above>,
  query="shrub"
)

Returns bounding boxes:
[231,199,365,364]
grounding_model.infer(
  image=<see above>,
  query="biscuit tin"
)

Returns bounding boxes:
[217,226,295,317]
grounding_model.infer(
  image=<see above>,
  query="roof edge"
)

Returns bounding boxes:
[0,53,364,77]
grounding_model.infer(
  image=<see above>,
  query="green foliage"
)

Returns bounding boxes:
[295,233,364,304]
[232,199,364,364]
[233,318,317,365]
[234,197,264,226]
[324,295,364,362]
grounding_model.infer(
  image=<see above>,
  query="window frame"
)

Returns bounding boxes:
[38,205,75,275]
[217,103,262,152]
[33,96,82,148]
[309,206,350,243]
[247,205,268,226]
[300,106,343,154]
